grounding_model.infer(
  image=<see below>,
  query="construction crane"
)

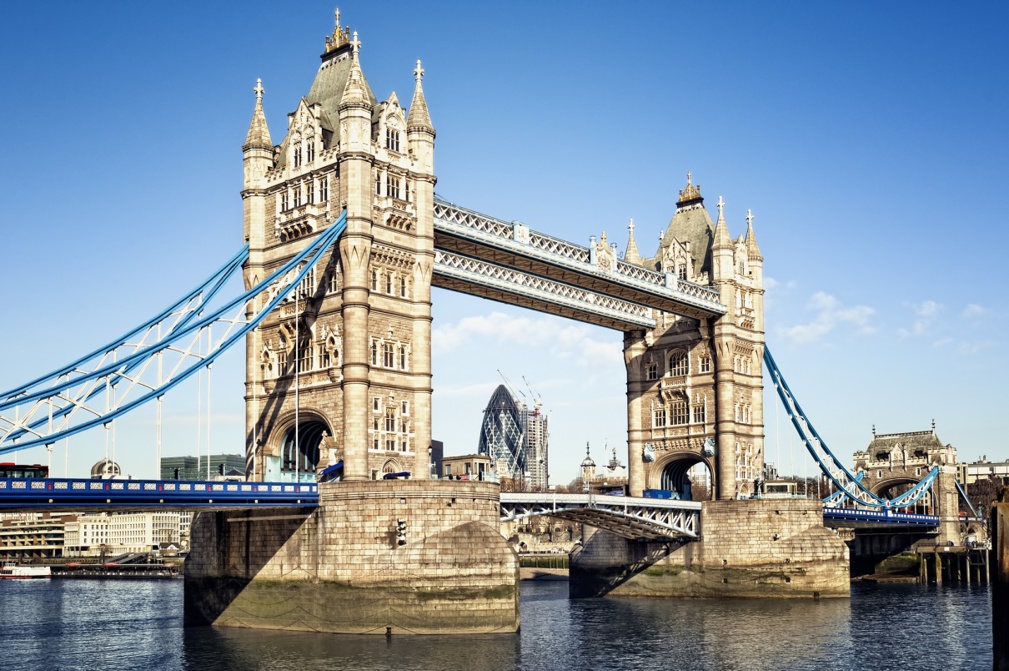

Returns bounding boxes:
[497,370,525,401]
[522,376,543,417]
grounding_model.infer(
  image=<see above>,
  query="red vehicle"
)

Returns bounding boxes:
[0,463,49,479]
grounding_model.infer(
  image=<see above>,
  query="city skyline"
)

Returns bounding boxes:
[1,2,1006,483]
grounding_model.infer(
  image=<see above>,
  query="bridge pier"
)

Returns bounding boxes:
[570,499,849,598]
[184,480,519,634]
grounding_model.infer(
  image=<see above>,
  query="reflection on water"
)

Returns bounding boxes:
[0,578,992,671]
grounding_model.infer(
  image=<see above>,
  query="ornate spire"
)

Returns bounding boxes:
[712,194,732,250]
[744,208,762,261]
[340,42,369,107]
[677,170,703,206]
[324,8,351,53]
[407,59,434,132]
[243,78,272,151]
[624,218,641,265]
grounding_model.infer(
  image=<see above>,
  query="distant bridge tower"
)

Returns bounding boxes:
[241,16,436,482]
[622,178,765,500]
[854,423,960,542]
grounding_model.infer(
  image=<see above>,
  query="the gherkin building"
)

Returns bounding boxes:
[478,384,526,480]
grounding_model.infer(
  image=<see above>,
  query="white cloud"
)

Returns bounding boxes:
[897,300,945,337]
[432,311,622,367]
[962,304,986,319]
[781,291,875,344]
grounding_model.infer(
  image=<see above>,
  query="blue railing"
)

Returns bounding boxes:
[0,478,319,508]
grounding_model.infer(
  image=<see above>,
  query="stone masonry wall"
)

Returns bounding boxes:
[185,480,519,634]
[571,499,849,598]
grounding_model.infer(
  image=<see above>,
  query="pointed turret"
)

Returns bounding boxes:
[339,32,370,108]
[407,59,435,175]
[242,78,275,248]
[624,218,641,265]
[407,60,434,132]
[712,195,733,250]
[244,78,273,151]
[744,209,763,262]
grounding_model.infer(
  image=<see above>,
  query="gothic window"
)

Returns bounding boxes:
[383,342,395,368]
[671,400,689,426]
[281,191,289,211]
[370,340,379,366]
[307,180,314,204]
[371,269,379,291]
[387,174,401,200]
[645,360,659,381]
[677,264,687,280]
[321,347,331,368]
[653,406,667,428]
[699,354,711,373]
[405,179,411,202]
[398,344,408,370]
[385,437,396,451]
[328,267,339,293]
[385,408,397,432]
[691,403,706,424]
[277,347,288,369]
[294,145,302,168]
[375,171,382,196]
[385,273,393,294]
[320,176,329,202]
[668,350,688,377]
[307,141,315,163]
[293,185,301,208]
[399,277,407,298]
[401,400,409,415]
[373,397,381,413]
[298,343,312,372]
[386,128,401,152]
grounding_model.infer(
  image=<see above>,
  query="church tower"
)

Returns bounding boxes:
[622,174,764,500]
[242,11,436,482]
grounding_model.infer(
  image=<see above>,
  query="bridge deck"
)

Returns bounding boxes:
[433,200,726,326]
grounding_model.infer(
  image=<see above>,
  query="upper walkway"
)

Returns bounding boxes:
[432,200,727,330]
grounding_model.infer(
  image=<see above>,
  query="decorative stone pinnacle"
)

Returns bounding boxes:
[628,218,634,232]
[324,7,351,53]
[254,78,264,102]
[414,59,425,82]
[677,171,702,204]
[746,209,754,227]
[717,196,725,216]
[351,31,361,55]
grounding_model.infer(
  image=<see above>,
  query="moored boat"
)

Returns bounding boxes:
[0,563,52,579]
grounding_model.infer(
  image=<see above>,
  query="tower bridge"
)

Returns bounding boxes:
[0,10,960,634]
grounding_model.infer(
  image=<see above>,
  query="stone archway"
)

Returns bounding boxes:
[873,477,935,514]
[269,410,333,481]
[649,451,714,501]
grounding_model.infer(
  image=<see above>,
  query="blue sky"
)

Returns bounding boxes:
[1,2,1006,483]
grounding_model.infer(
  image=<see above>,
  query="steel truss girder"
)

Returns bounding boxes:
[500,492,701,540]
[433,200,727,320]
[433,250,656,331]
[764,345,939,510]
[0,212,347,453]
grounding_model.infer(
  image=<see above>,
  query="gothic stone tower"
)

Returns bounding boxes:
[622,175,765,500]
[241,16,435,482]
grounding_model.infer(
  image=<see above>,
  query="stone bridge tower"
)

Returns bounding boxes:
[622,176,765,500]
[241,15,435,482]
[853,423,961,542]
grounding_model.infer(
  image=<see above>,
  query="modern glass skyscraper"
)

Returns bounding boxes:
[477,384,549,488]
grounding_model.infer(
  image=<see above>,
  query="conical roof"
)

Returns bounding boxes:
[407,60,434,132]
[243,79,272,151]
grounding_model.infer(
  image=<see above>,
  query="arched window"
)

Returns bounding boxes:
[671,400,689,425]
[645,360,659,381]
[653,405,667,427]
[294,145,302,168]
[668,350,688,377]
[307,141,315,163]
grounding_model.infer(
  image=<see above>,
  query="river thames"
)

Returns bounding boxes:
[0,578,992,670]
